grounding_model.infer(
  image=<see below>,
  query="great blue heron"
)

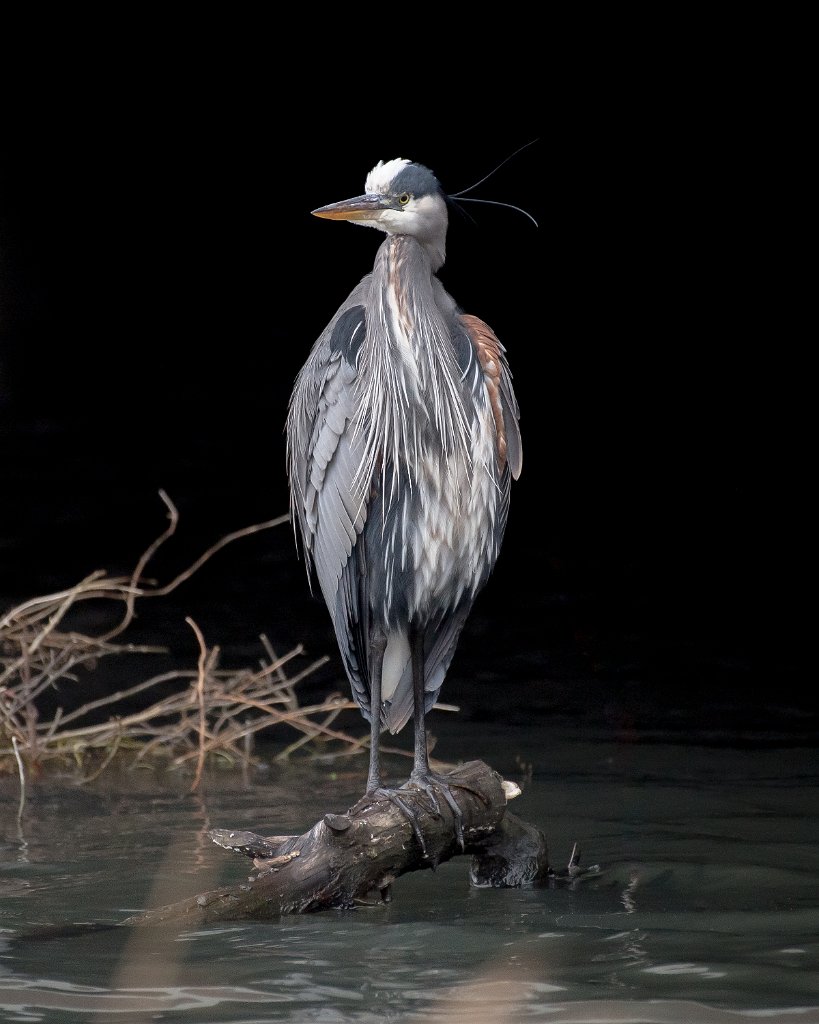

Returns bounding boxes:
[286,157,522,851]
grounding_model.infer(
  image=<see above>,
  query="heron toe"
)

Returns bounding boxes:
[406,771,470,851]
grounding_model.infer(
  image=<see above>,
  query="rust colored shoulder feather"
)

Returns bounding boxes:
[459,313,521,478]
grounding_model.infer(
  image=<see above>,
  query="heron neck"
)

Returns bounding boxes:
[382,231,445,273]
[424,236,446,273]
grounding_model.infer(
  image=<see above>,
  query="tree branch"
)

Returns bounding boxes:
[121,760,551,924]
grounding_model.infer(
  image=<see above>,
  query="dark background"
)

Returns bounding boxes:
[0,33,809,743]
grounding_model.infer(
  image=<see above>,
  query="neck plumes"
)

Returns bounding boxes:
[352,235,472,510]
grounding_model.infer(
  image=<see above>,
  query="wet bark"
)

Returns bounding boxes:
[120,759,552,925]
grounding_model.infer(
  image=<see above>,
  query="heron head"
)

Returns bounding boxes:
[312,158,448,268]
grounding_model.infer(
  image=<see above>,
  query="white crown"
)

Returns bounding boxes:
[365,158,411,195]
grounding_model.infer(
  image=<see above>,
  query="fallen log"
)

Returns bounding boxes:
[121,759,555,925]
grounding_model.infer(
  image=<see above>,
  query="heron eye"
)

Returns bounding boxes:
[398,193,411,206]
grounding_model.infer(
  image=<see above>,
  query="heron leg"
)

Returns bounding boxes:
[365,627,387,794]
[353,625,432,858]
[406,629,468,851]
[410,626,432,780]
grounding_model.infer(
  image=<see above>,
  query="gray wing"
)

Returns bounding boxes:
[285,279,373,712]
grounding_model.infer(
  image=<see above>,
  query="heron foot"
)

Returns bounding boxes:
[359,786,431,859]
[405,771,468,852]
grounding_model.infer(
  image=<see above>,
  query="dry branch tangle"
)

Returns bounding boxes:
[0,495,342,772]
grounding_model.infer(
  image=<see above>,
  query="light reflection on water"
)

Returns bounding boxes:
[1,723,818,1023]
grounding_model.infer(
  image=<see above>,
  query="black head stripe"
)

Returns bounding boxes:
[391,163,443,200]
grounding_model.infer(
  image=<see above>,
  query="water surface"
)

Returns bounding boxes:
[1,721,817,1022]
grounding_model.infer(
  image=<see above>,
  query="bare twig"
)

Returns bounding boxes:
[97,489,180,643]
[78,729,124,784]
[148,511,290,599]
[12,736,25,821]
[187,617,209,793]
